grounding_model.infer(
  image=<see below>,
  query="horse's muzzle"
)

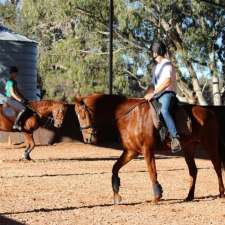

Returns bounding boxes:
[54,121,63,128]
[84,134,97,145]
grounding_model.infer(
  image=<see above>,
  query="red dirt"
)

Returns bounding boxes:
[0,142,225,225]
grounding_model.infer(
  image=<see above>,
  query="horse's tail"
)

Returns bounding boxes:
[192,106,225,170]
[218,139,225,170]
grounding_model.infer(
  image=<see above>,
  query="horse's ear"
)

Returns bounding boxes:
[73,97,79,104]
[73,94,83,105]
[76,93,81,98]
[73,94,80,102]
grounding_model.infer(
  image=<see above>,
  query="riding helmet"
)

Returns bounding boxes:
[152,41,167,56]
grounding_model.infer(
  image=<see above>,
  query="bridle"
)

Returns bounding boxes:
[77,98,148,143]
[26,105,60,128]
[78,102,97,137]
[78,98,147,129]
[35,111,54,128]
[43,116,54,128]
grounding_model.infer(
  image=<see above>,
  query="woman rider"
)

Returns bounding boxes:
[5,66,28,131]
[144,41,182,153]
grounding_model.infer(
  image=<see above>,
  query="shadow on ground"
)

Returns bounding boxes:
[0,215,25,225]
[1,194,219,216]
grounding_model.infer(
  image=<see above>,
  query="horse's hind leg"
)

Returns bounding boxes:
[183,145,197,201]
[211,156,224,198]
[112,150,138,204]
[201,114,224,197]
[201,127,224,198]
[205,143,224,198]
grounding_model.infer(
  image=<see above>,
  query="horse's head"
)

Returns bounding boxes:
[52,102,67,128]
[74,97,97,144]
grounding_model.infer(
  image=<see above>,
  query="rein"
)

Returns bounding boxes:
[77,97,148,143]
[26,103,54,128]
[81,98,147,128]
[114,99,146,121]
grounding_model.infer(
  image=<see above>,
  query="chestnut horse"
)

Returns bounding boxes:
[74,93,225,204]
[0,100,67,160]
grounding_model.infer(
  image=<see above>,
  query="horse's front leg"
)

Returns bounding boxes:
[23,132,35,160]
[144,149,163,203]
[112,150,138,204]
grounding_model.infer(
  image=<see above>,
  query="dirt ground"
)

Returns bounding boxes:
[0,142,225,225]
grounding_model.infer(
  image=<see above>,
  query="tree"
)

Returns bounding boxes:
[2,0,224,105]
[139,0,225,105]
[0,0,17,29]
[15,0,134,101]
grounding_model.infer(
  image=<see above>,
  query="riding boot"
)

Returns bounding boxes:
[13,109,26,131]
[171,136,182,153]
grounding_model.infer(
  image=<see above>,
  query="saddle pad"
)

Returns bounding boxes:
[174,106,192,136]
[150,100,192,137]
[0,93,7,104]
[149,100,162,129]
[2,107,17,118]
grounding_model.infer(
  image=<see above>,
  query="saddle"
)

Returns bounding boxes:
[149,97,192,142]
[1,104,18,119]
[1,103,34,125]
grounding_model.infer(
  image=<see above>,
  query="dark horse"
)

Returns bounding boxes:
[74,93,225,204]
[0,100,67,160]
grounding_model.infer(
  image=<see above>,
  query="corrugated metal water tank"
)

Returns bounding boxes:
[0,25,38,100]
[0,26,83,146]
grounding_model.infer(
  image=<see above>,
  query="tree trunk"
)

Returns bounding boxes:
[209,49,222,105]
[160,18,208,105]
[176,48,208,105]
[212,75,221,105]
[177,81,197,104]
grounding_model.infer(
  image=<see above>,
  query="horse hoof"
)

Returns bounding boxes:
[184,196,194,202]
[114,193,122,205]
[152,196,161,204]
[23,155,32,161]
[219,193,225,198]
[23,157,31,161]
[153,182,163,201]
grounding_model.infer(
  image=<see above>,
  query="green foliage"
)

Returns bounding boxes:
[0,0,17,29]
[16,0,153,102]
[1,0,224,103]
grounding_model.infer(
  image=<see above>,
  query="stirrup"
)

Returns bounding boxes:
[13,124,22,131]
[171,137,182,153]
[171,146,182,154]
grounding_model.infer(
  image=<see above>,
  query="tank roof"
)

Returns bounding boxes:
[0,25,37,43]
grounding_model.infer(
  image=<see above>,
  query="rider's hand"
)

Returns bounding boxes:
[21,99,28,105]
[144,92,155,101]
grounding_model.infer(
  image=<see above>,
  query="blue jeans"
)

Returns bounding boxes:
[157,92,178,138]
[6,97,25,111]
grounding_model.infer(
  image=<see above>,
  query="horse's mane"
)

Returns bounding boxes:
[82,92,146,102]
[29,99,65,105]
[28,100,65,113]
[76,93,147,121]
[81,93,128,106]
